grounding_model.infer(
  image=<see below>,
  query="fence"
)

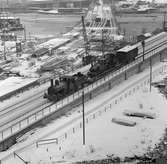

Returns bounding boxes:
[36,64,167,149]
[0,42,167,143]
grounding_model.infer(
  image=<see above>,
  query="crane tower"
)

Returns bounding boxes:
[85,0,118,36]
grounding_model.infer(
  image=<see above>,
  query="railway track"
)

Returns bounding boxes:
[0,62,90,129]
[0,64,91,132]
[0,100,53,130]
[0,94,44,118]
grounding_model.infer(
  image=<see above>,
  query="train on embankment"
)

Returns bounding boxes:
[44,31,167,102]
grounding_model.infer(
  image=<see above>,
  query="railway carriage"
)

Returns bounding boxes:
[116,45,138,64]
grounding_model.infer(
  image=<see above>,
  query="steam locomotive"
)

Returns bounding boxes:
[44,44,138,101]
[44,32,167,102]
[44,72,89,101]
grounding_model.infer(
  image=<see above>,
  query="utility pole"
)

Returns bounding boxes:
[79,0,82,10]
[142,40,145,62]
[29,32,31,41]
[23,25,27,41]
[101,29,105,56]
[150,57,152,92]
[81,15,90,64]
[163,10,167,31]
[82,90,86,145]
[6,0,9,10]
[3,29,6,60]
[3,41,6,60]
[81,15,89,56]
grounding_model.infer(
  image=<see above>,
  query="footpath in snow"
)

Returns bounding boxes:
[1,63,167,164]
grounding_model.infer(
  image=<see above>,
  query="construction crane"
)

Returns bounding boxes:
[81,15,92,65]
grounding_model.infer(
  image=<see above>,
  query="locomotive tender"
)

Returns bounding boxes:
[44,32,167,102]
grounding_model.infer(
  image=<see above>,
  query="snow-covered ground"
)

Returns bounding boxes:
[1,32,84,78]
[27,88,167,164]
[52,87,167,162]
[36,38,70,50]
[0,77,38,98]
[0,41,16,53]
[10,58,42,78]
[0,76,49,109]
[1,62,167,164]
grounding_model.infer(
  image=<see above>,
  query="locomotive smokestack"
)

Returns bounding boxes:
[50,79,54,87]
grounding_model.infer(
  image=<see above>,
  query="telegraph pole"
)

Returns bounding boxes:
[163,10,166,31]
[3,40,6,60]
[82,90,86,145]
[102,29,105,56]
[142,40,145,62]
[29,32,31,41]
[82,16,89,56]
[150,57,152,92]
[3,29,6,60]
[23,25,27,41]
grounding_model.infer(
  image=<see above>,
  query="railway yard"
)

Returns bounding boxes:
[1,0,167,164]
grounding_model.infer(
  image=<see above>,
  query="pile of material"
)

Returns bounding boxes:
[123,110,156,119]
[112,118,136,127]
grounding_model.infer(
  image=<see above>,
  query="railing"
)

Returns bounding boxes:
[0,42,166,142]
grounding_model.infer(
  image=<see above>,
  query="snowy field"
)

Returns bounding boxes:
[29,87,167,164]
[1,62,167,164]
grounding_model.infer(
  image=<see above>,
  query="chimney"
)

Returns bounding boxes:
[51,79,54,87]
